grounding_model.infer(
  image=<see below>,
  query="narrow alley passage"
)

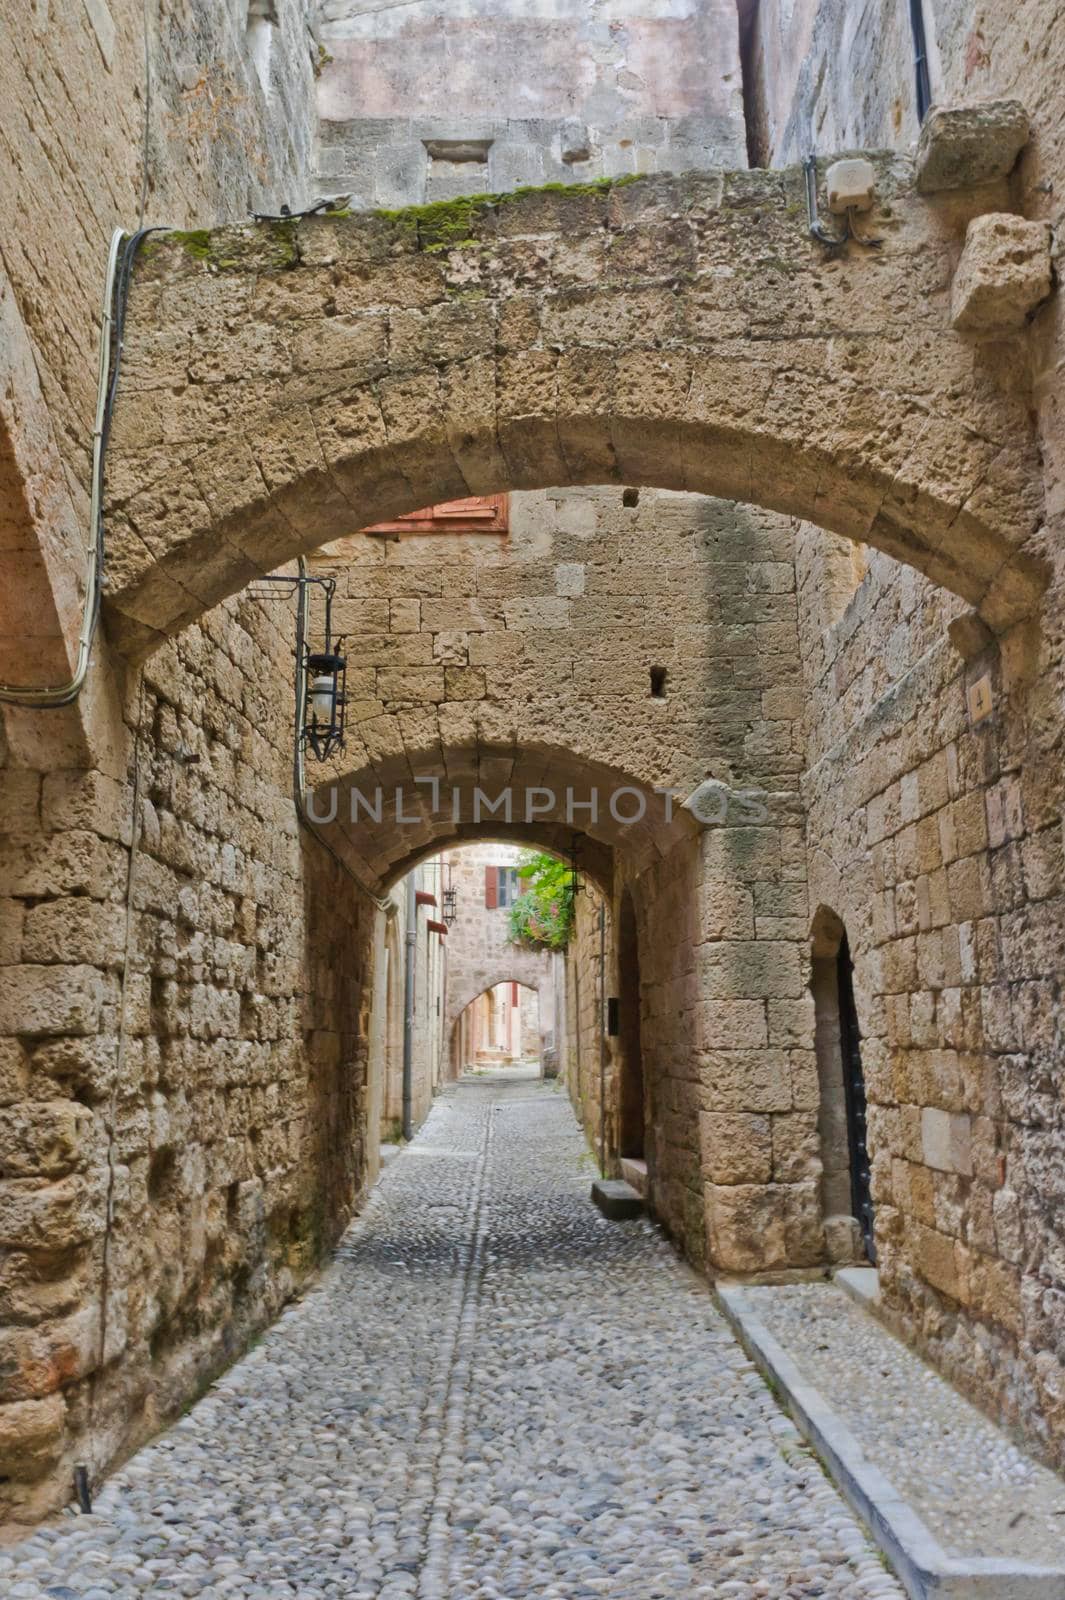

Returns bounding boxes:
[8,1073,903,1600]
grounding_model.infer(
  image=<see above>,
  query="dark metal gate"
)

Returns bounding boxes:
[837,933,877,1265]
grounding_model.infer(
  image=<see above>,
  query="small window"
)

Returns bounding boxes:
[485,865,522,908]
[498,867,522,907]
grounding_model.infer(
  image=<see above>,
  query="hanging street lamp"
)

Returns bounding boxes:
[442,863,458,928]
[252,572,348,764]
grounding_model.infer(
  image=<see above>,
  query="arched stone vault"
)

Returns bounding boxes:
[105,161,1046,658]
[446,971,545,1039]
[312,741,693,897]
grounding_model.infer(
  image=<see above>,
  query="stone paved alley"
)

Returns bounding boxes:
[7,1069,904,1599]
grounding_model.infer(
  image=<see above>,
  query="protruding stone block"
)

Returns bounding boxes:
[706,1182,786,1272]
[619,1157,648,1197]
[951,213,1052,336]
[560,119,592,164]
[921,1107,973,1176]
[700,1111,772,1184]
[591,1178,643,1220]
[825,158,876,214]
[0,1394,66,1477]
[825,1214,863,1264]
[915,99,1030,192]
[947,611,994,661]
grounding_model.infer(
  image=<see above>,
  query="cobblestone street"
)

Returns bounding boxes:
[7,1071,904,1600]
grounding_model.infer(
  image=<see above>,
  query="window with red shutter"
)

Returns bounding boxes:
[484,866,499,909]
[363,495,509,536]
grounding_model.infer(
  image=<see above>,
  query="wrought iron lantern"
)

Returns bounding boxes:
[252,571,348,763]
[301,575,347,762]
[567,833,594,900]
[303,639,347,762]
[442,864,458,928]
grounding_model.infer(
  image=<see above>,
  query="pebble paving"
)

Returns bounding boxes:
[740,1280,1065,1563]
[8,1068,906,1599]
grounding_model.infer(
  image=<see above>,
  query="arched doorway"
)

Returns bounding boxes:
[453,980,541,1075]
[837,931,876,1265]
[810,910,876,1266]
[616,887,646,1161]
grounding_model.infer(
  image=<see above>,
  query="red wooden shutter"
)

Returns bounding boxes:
[511,982,519,1005]
[484,866,498,908]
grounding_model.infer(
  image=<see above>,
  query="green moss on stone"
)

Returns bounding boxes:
[170,228,213,260]
[373,174,643,251]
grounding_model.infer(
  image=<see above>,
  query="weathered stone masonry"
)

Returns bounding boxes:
[103,162,1046,657]
[9,146,1055,1501]
[0,586,376,1523]
[6,0,1065,1529]
[744,0,1065,1469]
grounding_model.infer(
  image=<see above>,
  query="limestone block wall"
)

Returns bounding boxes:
[753,0,1065,1467]
[797,530,1065,1464]
[2,0,317,466]
[376,909,404,1134]
[305,484,814,1270]
[0,586,377,1524]
[378,858,448,1138]
[308,489,808,818]
[562,887,614,1169]
[412,875,445,1129]
[558,816,816,1277]
[0,1,344,1522]
[316,0,746,206]
[0,0,318,710]
[519,986,541,1055]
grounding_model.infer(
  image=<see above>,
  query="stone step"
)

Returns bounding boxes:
[619,1156,648,1196]
[590,1178,643,1220]
[717,1279,1065,1600]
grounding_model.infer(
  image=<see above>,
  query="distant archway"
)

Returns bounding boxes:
[305,739,697,900]
[452,980,541,1074]
[446,963,547,1040]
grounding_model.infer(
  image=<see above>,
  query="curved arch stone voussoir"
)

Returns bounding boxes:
[105,164,1047,655]
[304,739,694,898]
[446,966,547,1039]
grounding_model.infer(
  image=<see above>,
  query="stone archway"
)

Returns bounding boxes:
[105,162,1045,658]
[310,740,694,897]
[449,976,544,1078]
[446,965,546,1040]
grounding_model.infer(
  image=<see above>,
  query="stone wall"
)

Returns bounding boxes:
[753,0,1065,1468]
[303,482,815,1271]
[0,0,319,700]
[561,887,613,1168]
[408,862,447,1130]
[375,859,448,1139]
[0,584,378,1523]
[7,0,1065,1515]
[302,487,808,876]
[317,0,746,205]
[0,0,341,1522]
